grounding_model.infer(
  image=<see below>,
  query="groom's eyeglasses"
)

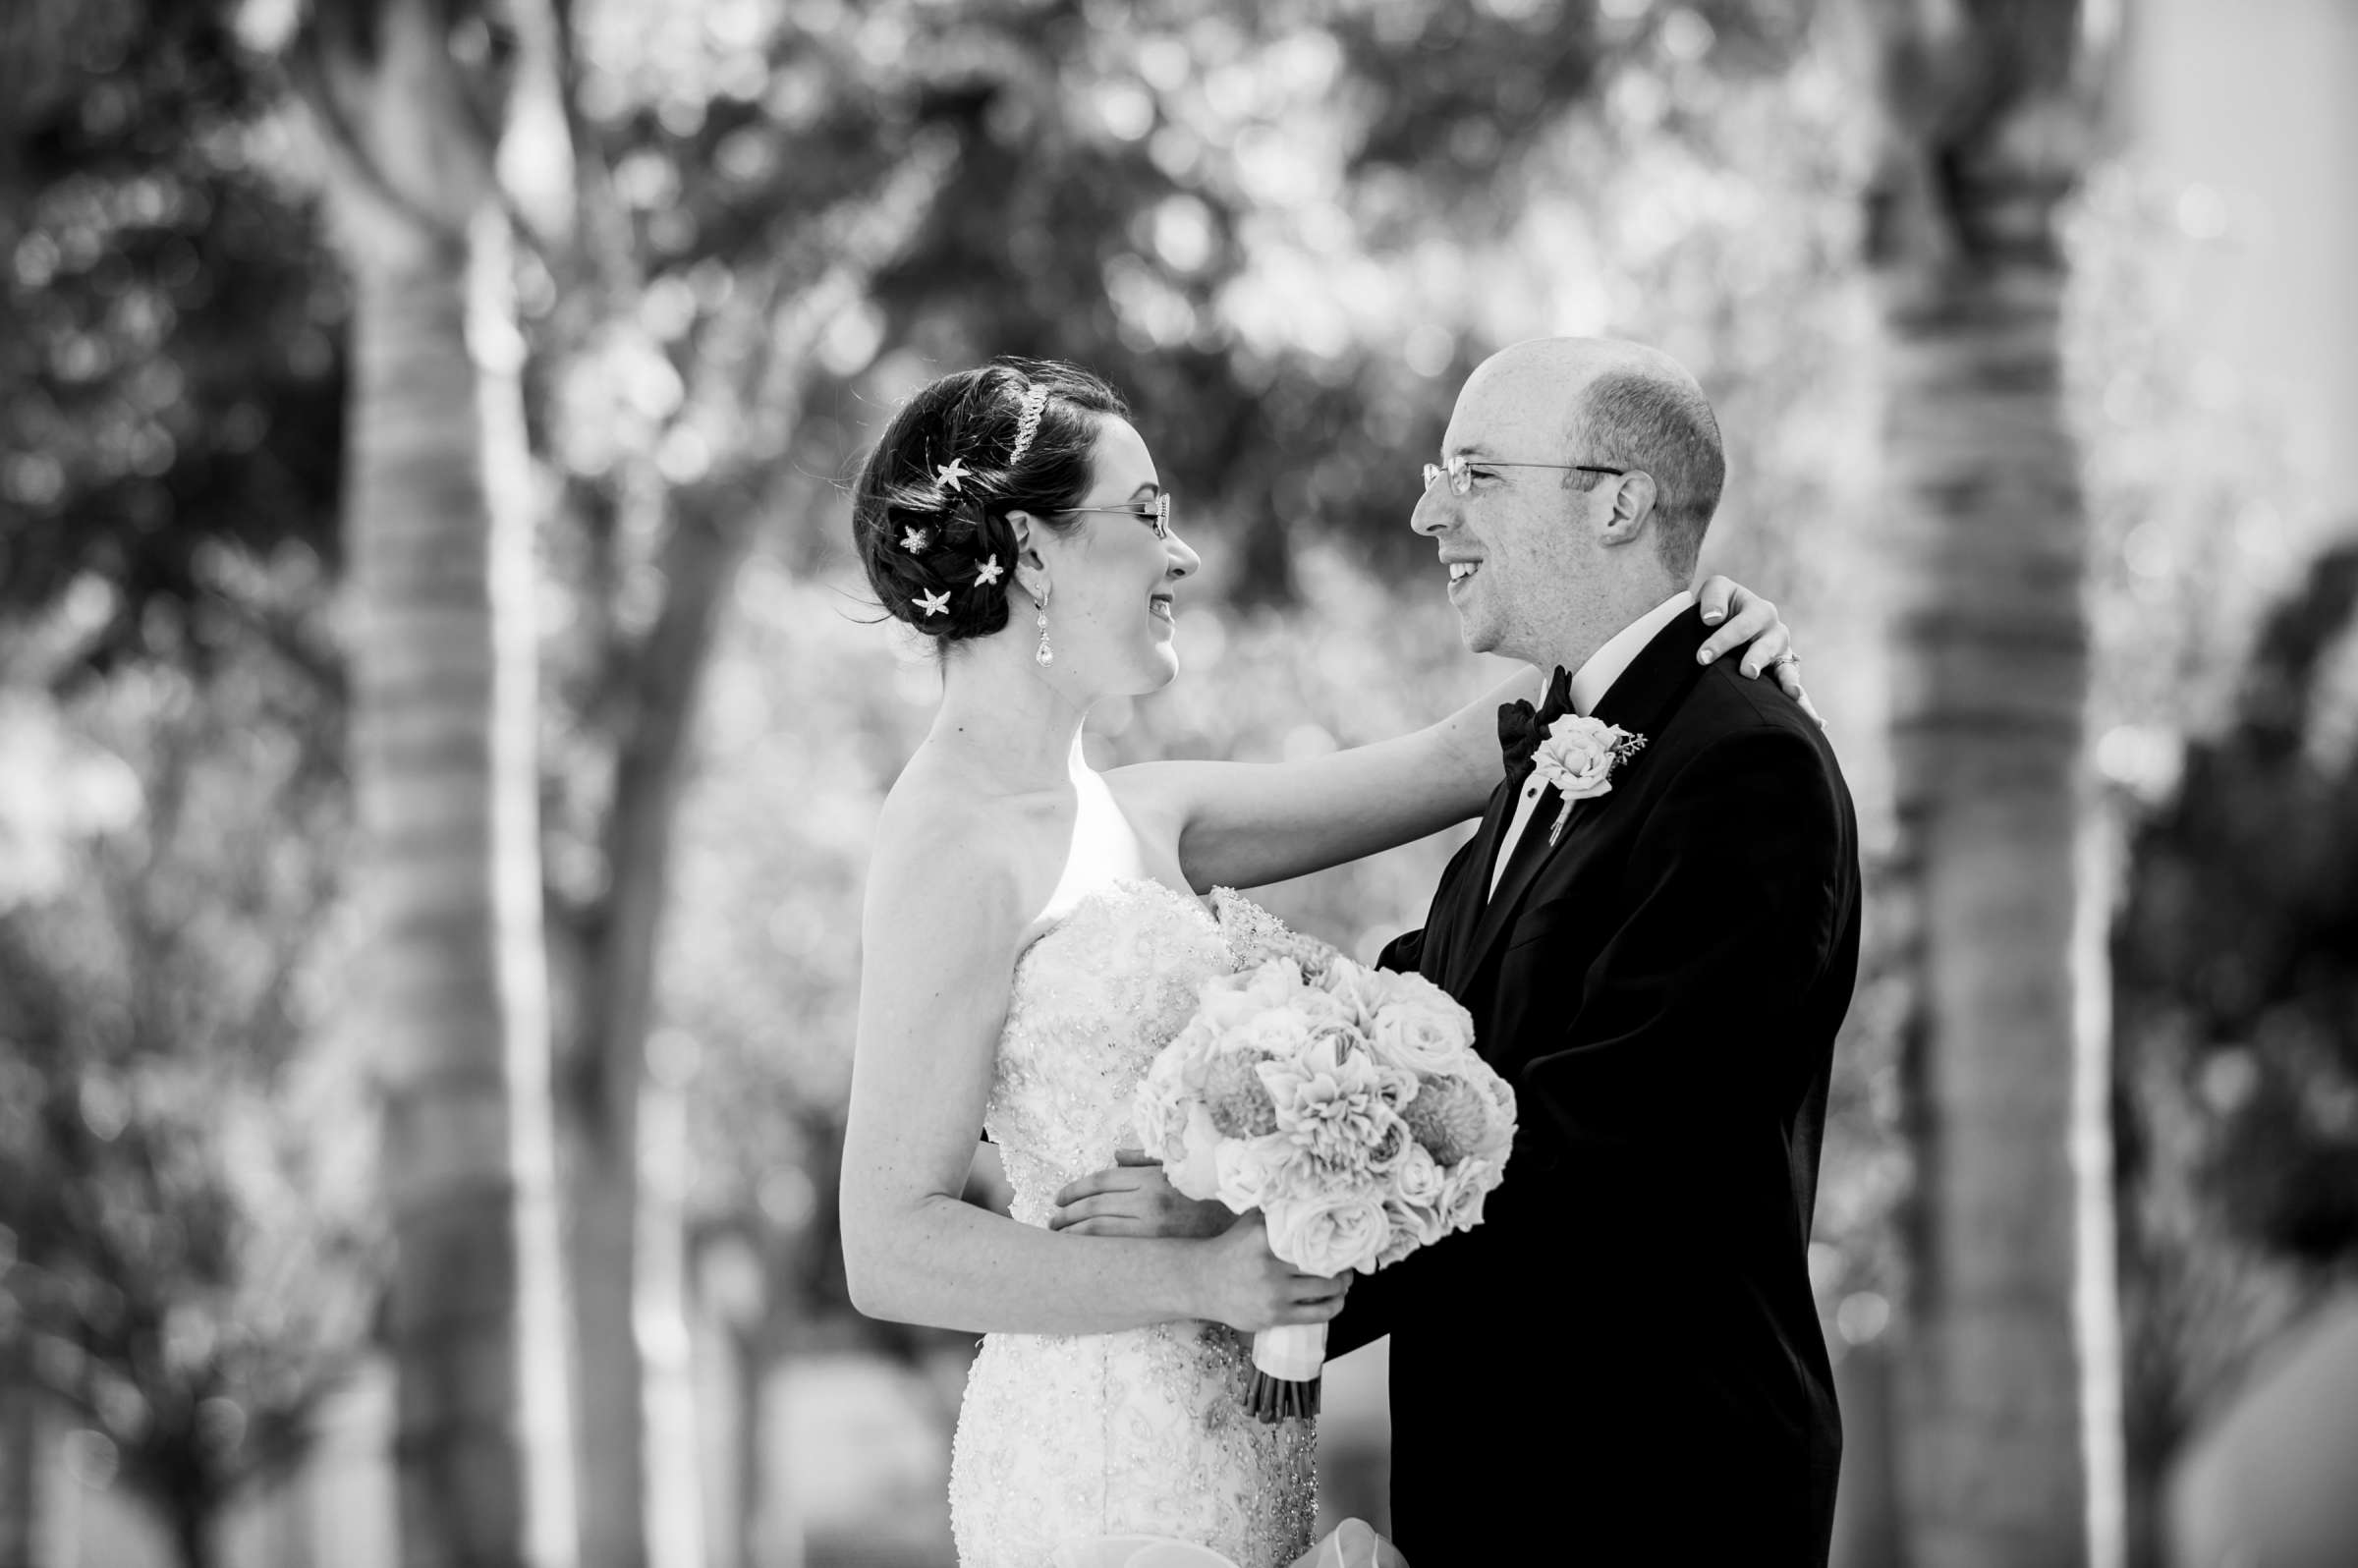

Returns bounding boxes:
[1422,455,1630,496]
[1061,492,1173,539]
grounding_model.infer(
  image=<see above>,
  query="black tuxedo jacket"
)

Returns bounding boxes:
[1328,606,1861,1566]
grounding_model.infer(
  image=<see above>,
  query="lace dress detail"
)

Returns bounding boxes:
[948,879,1319,1567]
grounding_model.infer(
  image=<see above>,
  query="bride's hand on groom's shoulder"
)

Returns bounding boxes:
[1050,1148,1236,1240]
[1694,575,1824,727]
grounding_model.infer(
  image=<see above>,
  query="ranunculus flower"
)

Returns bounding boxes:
[1266,1190,1391,1277]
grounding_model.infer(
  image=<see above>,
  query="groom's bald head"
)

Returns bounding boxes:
[1419,338,1728,669]
[1478,338,1726,579]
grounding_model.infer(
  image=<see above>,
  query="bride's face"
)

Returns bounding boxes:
[1024,419,1201,699]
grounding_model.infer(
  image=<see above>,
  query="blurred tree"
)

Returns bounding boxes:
[282,1,580,1564]
[1858,0,2123,1561]
[0,0,344,690]
[0,639,371,1568]
[2112,541,2358,1562]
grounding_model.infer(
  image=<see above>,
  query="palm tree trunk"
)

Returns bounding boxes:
[345,217,577,1568]
[1868,4,2125,1558]
[310,3,578,1562]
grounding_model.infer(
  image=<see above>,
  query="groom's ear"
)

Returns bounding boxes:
[1598,472,1658,550]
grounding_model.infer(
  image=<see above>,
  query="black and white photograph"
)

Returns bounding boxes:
[2,1,2354,1565]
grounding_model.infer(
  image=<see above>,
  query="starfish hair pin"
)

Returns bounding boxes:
[900,525,931,554]
[934,459,970,493]
[974,554,1005,586]
[915,588,952,618]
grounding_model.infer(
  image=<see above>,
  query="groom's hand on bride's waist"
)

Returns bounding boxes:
[1050,1148,1238,1239]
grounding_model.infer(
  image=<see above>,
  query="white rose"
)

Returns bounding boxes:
[1192,978,1267,1036]
[1238,957,1311,1005]
[1375,1224,1418,1270]
[1368,965,1462,1018]
[1368,992,1475,1078]
[1375,1194,1449,1269]
[1304,1012,1373,1064]
[1265,1190,1391,1277]
[1531,713,1632,802]
[1390,1142,1447,1209]
[1468,1062,1519,1159]
[1237,1004,1320,1061]
[1213,1132,1308,1213]
[1438,1154,1501,1233]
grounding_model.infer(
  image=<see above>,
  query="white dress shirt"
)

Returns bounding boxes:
[1488,590,1694,899]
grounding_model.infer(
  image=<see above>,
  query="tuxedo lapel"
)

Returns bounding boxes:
[1464,780,1561,974]
[1589,604,1716,745]
[1428,771,1521,986]
[1455,605,1718,987]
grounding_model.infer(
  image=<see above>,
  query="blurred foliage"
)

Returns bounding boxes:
[2064,156,2352,1551]
[0,0,344,689]
[0,616,371,1557]
[2067,166,2339,739]
[2110,542,2358,1510]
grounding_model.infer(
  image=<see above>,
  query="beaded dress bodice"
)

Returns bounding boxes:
[947,879,1318,1568]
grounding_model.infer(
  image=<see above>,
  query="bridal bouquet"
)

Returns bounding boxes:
[1132,892,1516,1422]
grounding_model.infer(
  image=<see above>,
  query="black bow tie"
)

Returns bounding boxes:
[1497,665,1577,773]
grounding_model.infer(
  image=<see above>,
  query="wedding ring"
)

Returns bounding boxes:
[1769,651,1801,670]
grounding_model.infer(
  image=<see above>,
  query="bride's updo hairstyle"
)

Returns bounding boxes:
[854,358,1130,651]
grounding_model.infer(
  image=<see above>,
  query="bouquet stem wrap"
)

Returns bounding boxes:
[1248,1323,1325,1423]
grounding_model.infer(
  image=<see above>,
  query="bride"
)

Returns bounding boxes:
[836,358,1805,1567]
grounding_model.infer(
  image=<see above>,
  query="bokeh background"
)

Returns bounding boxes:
[3,1,2355,1565]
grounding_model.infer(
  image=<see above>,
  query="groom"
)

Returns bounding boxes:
[1324,337,1861,1564]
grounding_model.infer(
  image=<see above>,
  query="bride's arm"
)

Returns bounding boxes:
[1116,578,1805,893]
[838,812,1349,1336]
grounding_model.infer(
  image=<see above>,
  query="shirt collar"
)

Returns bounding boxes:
[1568,590,1695,716]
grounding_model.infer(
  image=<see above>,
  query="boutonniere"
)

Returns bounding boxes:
[1530,715,1648,844]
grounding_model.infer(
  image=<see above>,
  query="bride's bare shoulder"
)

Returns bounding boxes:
[865,759,1054,953]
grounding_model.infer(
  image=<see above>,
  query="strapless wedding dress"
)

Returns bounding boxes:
[947,879,1319,1568]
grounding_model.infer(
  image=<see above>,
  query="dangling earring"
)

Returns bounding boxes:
[1033,578,1053,667]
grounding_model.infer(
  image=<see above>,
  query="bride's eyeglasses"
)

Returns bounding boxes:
[1422,455,1629,496]
[1062,492,1173,539]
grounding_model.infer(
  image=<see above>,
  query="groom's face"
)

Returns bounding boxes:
[1413,359,1603,664]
